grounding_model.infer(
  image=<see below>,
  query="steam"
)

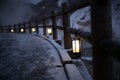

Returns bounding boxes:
[0,0,41,26]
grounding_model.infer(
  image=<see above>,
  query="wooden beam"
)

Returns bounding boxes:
[56,26,92,43]
[66,0,91,14]
[28,21,32,33]
[91,0,112,80]
[62,3,72,49]
[23,23,26,33]
[0,26,3,33]
[13,24,16,33]
[70,28,92,43]
[52,11,58,40]
[8,25,11,33]
[18,23,21,33]
[35,20,39,34]
[43,17,47,36]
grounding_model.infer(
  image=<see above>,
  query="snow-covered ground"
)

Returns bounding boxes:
[73,59,92,80]
[0,33,67,80]
[0,33,93,80]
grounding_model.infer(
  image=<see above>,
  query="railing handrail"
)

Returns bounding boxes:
[0,0,91,43]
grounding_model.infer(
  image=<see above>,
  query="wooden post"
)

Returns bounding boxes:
[52,11,57,40]
[43,17,47,36]
[0,26,2,33]
[0,26,1,33]
[18,23,21,33]
[23,22,26,33]
[0,26,3,33]
[10,25,14,33]
[8,25,11,33]
[62,3,72,49]
[91,0,112,80]
[14,24,16,33]
[28,21,31,33]
[35,20,39,34]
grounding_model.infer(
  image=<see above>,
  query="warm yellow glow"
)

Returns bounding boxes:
[21,28,24,32]
[11,29,14,32]
[72,39,80,53]
[47,28,52,35]
[32,28,36,32]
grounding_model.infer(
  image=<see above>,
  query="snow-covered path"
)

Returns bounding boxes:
[0,33,67,80]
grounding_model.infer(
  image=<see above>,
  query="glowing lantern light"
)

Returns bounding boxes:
[32,28,36,32]
[21,28,24,32]
[72,39,81,53]
[11,29,14,32]
[47,27,52,35]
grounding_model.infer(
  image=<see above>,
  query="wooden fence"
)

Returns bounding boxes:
[0,0,120,80]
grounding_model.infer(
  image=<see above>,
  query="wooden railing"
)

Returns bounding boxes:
[0,0,120,80]
[0,0,92,49]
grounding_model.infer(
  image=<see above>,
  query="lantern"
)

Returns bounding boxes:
[11,29,14,32]
[47,27,52,35]
[72,39,81,53]
[32,27,36,32]
[21,28,24,32]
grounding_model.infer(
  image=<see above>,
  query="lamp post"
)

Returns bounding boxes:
[47,27,52,35]
[72,37,82,58]
[20,28,24,32]
[72,38,80,53]
[11,29,14,32]
[32,27,36,32]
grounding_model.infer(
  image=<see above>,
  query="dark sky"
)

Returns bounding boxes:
[0,0,42,26]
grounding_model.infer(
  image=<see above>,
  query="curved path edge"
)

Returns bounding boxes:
[35,35,84,80]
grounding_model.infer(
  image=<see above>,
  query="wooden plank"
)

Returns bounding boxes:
[65,64,84,80]
[46,38,72,64]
